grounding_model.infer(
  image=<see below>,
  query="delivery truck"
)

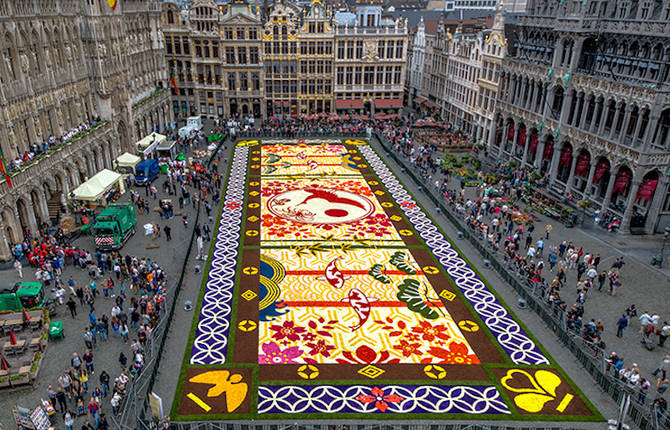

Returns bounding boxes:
[135,158,160,186]
[92,203,137,250]
[0,282,45,312]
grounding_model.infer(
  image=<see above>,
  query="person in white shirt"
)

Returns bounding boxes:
[527,246,536,258]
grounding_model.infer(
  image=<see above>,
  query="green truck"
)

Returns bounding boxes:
[92,203,137,250]
[0,282,45,312]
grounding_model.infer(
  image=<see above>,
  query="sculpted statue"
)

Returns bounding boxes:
[20,53,29,72]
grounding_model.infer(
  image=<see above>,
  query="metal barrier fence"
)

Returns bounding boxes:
[372,133,670,430]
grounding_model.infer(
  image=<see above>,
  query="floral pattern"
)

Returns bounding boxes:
[421,342,480,364]
[355,387,404,412]
[259,341,303,364]
[270,321,306,342]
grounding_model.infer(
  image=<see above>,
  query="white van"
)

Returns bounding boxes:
[178,116,203,139]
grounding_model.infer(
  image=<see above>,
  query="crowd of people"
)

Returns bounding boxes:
[8,117,103,172]
[381,118,670,421]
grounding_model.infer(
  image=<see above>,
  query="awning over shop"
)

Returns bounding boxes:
[71,169,123,202]
[373,99,403,109]
[413,96,427,105]
[424,100,440,110]
[335,99,364,110]
[136,132,166,156]
[114,152,141,170]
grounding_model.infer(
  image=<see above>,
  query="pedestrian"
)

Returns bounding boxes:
[47,385,58,411]
[182,214,189,229]
[660,321,670,347]
[14,259,22,278]
[56,387,68,412]
[80,420,95,430]
[653,355,670,380]
[119,351,127,367]
[99,370,110,397]
[63,410,75,430]
[83,349,95,373]
[616,314,628,338]
[79,368,89,392]
[99,412,109,430]
[83,328,94,349]
[71,352,82,371]
[120,321,129,343]
[545,223,552,239]
[67,297,77,318]
[164,225,172,241]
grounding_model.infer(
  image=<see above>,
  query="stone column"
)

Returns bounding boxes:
[590,98,602,134]
[608,103,623,141]
[644,175,668,234]
[618,104,633,145]
[564,150,579,196]
[598,100,609,137]
[549,144,561,184]
[531,81,540,111]
[521,132,530,167]
[559,90,574,125]
[585,157,597,198]
[619,172,643,233]
[579,95,591,129]
[513,121,521,157]
[600,169,617,212]
[534,136,546,168]
[630,110,644,147]
[543,84,554,119]
[642,109,661,151]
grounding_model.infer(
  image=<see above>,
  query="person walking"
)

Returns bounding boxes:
[653,355,670,380]
[616,314,628,338]
[14,259,22,278]
[83,349,94,373]
[545,223,552,239]
[66,297,77,318]
[63,410,75,430]
[56,387,68,412]
[164,225,171,241]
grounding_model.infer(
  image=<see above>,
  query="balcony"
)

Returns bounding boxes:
[1,120,111,193]
[132,88,167,110]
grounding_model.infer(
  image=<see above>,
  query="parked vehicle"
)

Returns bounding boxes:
[0,282,45,312]
[134,158,160,186]
[178,116,202,139]
[92,203,137,250]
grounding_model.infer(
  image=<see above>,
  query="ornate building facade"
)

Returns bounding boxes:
[0,0,172,260]
[490,0,670,234]
[164,0,408,117]
[162,0,264,118]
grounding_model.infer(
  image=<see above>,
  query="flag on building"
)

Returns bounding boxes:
[107,0,117,10]
[0,149,11,189]
[170,71,179,95]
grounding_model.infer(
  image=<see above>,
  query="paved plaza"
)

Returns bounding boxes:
[5,134,670,429]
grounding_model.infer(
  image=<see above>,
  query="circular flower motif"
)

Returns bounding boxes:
[270,321,306,342]
[411,321,451,342]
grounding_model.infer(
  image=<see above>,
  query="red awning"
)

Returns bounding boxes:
[424,101,440,110]
[335,99,364,110]
[413,96,427,105]
[374,99,403,109]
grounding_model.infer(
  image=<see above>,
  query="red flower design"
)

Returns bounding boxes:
[411,321,451,342]
[400,201,417,209]
[393,339,422,357]
[270,321,306,342]
[422,341,480,364]
[355,387,404,412]
[336,345,401,364]
[306,339,335,358]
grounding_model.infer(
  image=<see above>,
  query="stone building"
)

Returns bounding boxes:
[490,0,670,234]
[162,0,265,118]
[0,0,171,261]
[439,12,505,144]
[333,1,408,113]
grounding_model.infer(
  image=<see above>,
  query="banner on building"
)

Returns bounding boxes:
[530,133,538,155]
[518,126,526,146]
[543,138,554,160]
[592,160,609,183]
[636,179,658,201]
[613,169,632,194]
[575,153,590,176]
[559,146,572,167]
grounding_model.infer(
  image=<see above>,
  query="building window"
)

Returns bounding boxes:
[337,41,345,59]
[354,66,361,85]
[240,71,248,90]
[226,47,235,64]
[394,66,401,84]
[195,41,201,57]
[364,66,373,84]
[337,67,344,85]
[237,28,245,40]
[182,37,189,54]
[356,41,363,59]
[346,42,353,59]
[386,41,394,58]
[252,72,260,90]
[249,47,259,64]
[227,72,236,90]
[395,41,403,58]
[224,28,234,39]
[378,41,385,59]
[238,47,247,64]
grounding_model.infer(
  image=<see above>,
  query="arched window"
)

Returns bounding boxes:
[2,33,17,80]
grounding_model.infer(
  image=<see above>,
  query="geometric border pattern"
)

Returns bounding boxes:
[190,146,248,364]
[257,385,511,414]
[359,145,550,365]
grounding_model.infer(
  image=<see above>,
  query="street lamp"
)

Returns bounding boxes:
[660,226,670,268]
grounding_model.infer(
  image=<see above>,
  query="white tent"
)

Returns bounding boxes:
[71,169,123,202]
[136,132,166,156]
[115,152,141,170]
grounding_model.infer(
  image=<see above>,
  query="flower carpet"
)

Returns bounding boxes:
[171,139,602,423]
